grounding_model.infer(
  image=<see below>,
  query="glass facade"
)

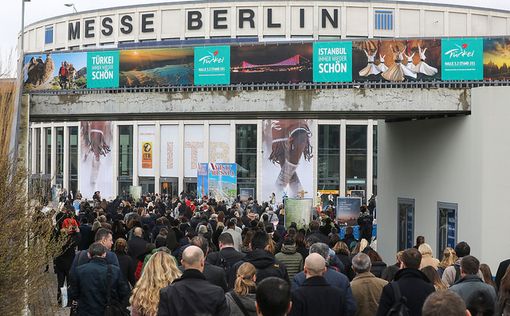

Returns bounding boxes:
[118,125,133,195]
[236,124,257,196]
[45,128,51,175]
[56,127,64,186]
[318,125,340,192]
[69,126,78,195]
[346,125,367,198]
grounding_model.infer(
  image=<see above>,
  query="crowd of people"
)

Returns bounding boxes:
[49,191,510,316]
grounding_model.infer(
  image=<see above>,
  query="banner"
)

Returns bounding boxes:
[197,163,209,199]
[261,119,314,202]
[441,38,483,80]
[79,121,114,199]
[284,198,313,229]
[336,197,362,226]
[194,46,230,85]
[138,125,155,175]
[231,44,312,84]
[160,125,180,177]
[240,188,254,202]
[87,51,120,88]
[119,48,194,87]
[208,163,237,204]
[313,41,352,82]
[484,37,510,80]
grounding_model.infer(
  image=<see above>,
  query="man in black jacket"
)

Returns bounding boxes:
[158,245,229,316]
[190,236,228,291]
[376,248,435,316]
[235,231,289,283]
[289,253,347,316]
[206,232,246,288]
[127,227,148,261]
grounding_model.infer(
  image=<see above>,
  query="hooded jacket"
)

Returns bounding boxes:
[275,244,304,279]
[237,248,289,283]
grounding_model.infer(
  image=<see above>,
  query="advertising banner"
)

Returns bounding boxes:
[352,39,441,82]
[197,163,209,199]
[261,119,314,202]
[119,48,193,87]
[160,125,180,177]
[194,46,230,85]
[209,124,230,163]
[484,37,510,80]
[184,125,205,178]
[138,125,156,176]
[79,121,114,199]
[24,52,87,91]
[284,198,313,229]
[208,163,237,204]
[313,41,352,82]
[240,188,255,202]
[441,38,483,80]
[231,44,312,84]
[336,197,362,226]
[87,51,120,88]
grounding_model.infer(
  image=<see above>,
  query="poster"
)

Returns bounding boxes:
[87,51,120,88]
[119,48,193,87]
[352,39,441,82]
[484,37,510,80]
[209,125,230,163]
[129,186,142,200]
[24,52,87,91]
[313,41,352,82]
[208,163,237,204]
[284,198,313,229]
[336,197,362,226]
[194,46,230,85]
[240,188,254,202]
[441,38,483,80]
[197,163,209,199]
[79,121,114,199]
[138,125,155,176]
[231,44,312,84]
[160,125,180,177]
[261,119,314,203]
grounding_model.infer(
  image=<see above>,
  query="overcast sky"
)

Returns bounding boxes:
[1,0,509,59]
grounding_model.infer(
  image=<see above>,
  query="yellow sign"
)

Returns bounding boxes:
[318,190,339,195]
[142,141,152,169]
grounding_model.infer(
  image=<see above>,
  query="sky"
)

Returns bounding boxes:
[1,0,509,64]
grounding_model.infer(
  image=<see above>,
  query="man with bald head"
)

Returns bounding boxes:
[127,226,148,261]
[288,253,348,316]
[157,246,229,316]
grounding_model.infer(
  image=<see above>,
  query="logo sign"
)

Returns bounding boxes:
[87,51,119,88]
[142,141,153,169]
[313,41,352,83]
[194,46,230,85]
[441,38,483,80]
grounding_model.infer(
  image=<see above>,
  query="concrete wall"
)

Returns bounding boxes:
[378,86,510,271]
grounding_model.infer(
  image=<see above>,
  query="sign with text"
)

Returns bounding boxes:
[441,38,483,80]
[141,141,153,169]
[87,51,119,88]
[194,45,230,85]
[313,41,352,82]
[336,197,362,226]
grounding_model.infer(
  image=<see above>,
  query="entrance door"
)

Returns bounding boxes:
[160,177,178,197]
[397,198,415,251]
[139,177,155,194]
[184,177,197,198]
[437,202,457,258]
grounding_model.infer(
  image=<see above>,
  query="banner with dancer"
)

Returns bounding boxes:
[79,121,114,199]
[352,39,441,82]
[284,198,313,229]
[261,119,315,203]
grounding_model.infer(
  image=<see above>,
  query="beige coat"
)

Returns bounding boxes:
[350,272,388,316]
[420,254,440,270]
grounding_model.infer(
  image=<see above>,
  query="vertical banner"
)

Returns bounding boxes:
[284,198,313,229]
[197,163,209,199]
[184,125,205,178]
[160,125,180,177]
[441,38,483,80]
[209,125,230,163]
[87,51,120,88]
[447,210,457,248]
[208,163,237,204]
[79,121,114,199]
[262,119,314,202]
[484,37,510,80]
[406,207,414,248]
[138,125,155,176]
[194,45,231,85]
[336,197,362,226]
[313,41,352,82]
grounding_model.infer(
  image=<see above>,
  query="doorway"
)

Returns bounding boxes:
[397,198,415,251]
[437,202,457,258]
[139,177,155,194]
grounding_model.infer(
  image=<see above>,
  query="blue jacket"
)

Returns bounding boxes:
[69,257,130,316]
[292,267,357,316]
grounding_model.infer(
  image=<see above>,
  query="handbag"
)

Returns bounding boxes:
[104,264,130,316]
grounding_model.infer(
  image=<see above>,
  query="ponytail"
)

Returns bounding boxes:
[234,262,257,296]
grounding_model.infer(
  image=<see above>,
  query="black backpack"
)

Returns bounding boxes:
[386,282,410,316]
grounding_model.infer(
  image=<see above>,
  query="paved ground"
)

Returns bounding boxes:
[28,268,70,316]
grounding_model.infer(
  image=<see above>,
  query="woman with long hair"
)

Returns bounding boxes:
[421,266,447,291]
[498,266,510,315]
[480,263,496,289]
[226,262,257,316]
[130,251,182,316]
[333,241,355,281]
[437,247,457,278]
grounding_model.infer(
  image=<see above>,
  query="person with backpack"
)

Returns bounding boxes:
[442,241,483,287]
[207,232,246,289]
[376,248,435,316]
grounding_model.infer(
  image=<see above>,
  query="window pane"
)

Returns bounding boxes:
[318,125,340,191]
[236,124,257,195]
[56,127,64,179]
[69,126,78,194]
[35,128,41,173]
[45,27,53,44]
[118,126,133,194]
[346,125,367,195]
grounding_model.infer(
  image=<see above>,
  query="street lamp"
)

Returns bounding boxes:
[64,3,78,13]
